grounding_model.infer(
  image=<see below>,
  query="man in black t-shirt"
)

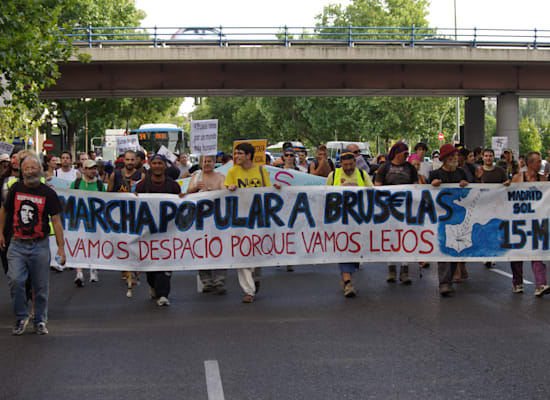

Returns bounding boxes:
[375,142,418,284]
[0,155,65,335]
[428,144,469,297]
[135,154,181,307]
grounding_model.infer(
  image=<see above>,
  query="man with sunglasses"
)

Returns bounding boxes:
[70,159,104,286]
[346,143,370,174]
[326,152,373,297]
[375,142,418,285]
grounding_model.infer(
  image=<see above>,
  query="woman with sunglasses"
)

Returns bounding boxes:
[279,149,299,171]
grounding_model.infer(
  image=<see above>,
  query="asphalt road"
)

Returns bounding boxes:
[0,262,549,400]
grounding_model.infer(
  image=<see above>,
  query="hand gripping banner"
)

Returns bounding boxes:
[56,183,550,271]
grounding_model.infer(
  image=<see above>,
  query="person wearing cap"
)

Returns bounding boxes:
[135,154,182,307]
[326,151,373,297]
[279,148,299,171]
[70,159,104,286]
[375,142,418,284]
[0,154,10,177]
[497,147,519,179]
[431,149,442,170]
[273,142,294,167]
[428,143,469,297]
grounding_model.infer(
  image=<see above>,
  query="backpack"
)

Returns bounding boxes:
[74,177,103,191]
[313,158,335,172]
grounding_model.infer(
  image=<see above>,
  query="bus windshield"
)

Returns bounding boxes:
[128,124,184,155]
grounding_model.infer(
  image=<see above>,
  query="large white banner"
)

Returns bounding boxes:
[55,183,550,271]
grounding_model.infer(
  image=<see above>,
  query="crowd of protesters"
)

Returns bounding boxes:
[1,139,550,336]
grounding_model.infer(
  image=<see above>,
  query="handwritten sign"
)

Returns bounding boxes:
[191,119,218,155]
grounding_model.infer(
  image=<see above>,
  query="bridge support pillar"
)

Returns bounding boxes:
[464,96,485,150]
[496,92,519,155]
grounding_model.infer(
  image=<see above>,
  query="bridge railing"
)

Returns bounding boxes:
[60,26,550,49]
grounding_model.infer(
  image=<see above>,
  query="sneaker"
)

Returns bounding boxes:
[74,271,84,287]
[513,285,524,294]
[399,265,412,284]
[215,285,227,295]
[12,318,29,336]
[156,296,170,306]
[440,284,456,297]
[387,265,397,283]
[89,269,99,282]
[202,284,214,293]
[534,285,550,297]
[34,322,48,335]
[242,294,254,303]
[343,281,356,298]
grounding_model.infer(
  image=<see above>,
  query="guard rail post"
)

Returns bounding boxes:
[348,24,353,47]
[473,27,477,48]
[411,25,415,47]
[88,25,92,48]
[534,28,538,49]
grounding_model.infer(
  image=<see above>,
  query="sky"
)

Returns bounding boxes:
[134,0,550,113]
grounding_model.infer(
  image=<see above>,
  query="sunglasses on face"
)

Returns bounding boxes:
[352,150,360,154]
[285,153,295,157]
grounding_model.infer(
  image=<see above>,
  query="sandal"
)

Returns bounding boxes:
[242,294,254,303]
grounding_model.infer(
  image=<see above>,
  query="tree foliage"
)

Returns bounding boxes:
[519,117,541,156]
[0,0,76,110]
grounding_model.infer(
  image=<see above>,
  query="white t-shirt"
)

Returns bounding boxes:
[55,168,78,182]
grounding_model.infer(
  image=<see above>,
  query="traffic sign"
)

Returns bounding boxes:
[43,139,54,152]
[438,132,444,141]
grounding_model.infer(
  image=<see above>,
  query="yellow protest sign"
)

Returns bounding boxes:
[233,139,267,165]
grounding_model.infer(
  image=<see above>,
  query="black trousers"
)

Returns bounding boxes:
[146,271,171,298]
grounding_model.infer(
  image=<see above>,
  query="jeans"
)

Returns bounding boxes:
[146,271,172,298]
[511,261,547,287]
[199,269,227,287]
[339,262,359,274]
[438,262,458,287]
[7,238,51,324]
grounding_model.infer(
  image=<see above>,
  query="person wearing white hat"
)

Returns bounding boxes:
[0,154,10,177]
[70,159,104,286]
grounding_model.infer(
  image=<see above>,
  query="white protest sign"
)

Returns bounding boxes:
[492,136,508,159]
[157,145,177,164]
[190,119,218,155]
[116,135,140,154]
[0,141,14,156]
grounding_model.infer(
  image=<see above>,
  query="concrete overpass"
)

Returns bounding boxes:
[42,46,550,152]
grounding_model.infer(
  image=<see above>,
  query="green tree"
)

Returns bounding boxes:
[44,0,186,153]
[519,117,541,155]
[192,98,271,152]
[0,0,76,109]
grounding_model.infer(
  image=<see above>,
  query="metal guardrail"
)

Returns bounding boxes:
[60,26,550,49]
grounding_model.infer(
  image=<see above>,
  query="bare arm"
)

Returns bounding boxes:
[107,173,115,192]
[51,214,66,265]
[0,207,7,250]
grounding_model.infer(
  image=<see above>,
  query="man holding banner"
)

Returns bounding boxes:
[225,142,281,303]
[135,154,181,306]
[326,151,373,298]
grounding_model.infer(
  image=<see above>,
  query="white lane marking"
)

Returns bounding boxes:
[488,268,534,285]
[204,360,225,400]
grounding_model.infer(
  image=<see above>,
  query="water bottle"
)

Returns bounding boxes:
[54,254,64,271]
